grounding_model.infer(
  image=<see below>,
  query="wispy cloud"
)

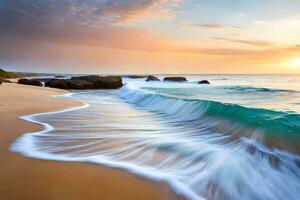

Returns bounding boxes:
[183,22,224,29]
[212,37,273,47]
[182,21,243,30]
[175,45,300,58]
[195,23,224,29]
[0,0,186,50]
[286,44,300,52]
[0,0,183,30]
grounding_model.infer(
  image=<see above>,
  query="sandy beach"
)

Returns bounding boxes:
[0,83,182,200]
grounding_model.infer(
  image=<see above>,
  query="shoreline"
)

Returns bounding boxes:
[0,83,183,200]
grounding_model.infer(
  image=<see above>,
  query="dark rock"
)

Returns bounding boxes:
[45,79,69,89]
[125,75,148,79]
[163,77,187,82]
[45,75,123,90]
[45,79,94,90]
[54,75,65,78]
[18,78,42,87]
[71,75,123,89]
[32,78,54,82]
[146,75,160,81]
[67,79,95,90]
[198,80,210,84]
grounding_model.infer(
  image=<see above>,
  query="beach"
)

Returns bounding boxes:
[1,75,300,200]
[0,83,182,200]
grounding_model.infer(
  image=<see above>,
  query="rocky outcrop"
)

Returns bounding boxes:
[146,75,160,81]
[125,75,148,79]
[45,79,69,89]
[198,80,210,84]
[45,75,123,90]
[18,78,43,86]
[31,78,54,82]
[45,79,94,90]
[163,77,187,82]
[71,75,123,89]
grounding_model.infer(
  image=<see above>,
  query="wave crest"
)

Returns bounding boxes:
[119,84,300,153]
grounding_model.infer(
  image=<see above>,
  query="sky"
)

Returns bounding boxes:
[0,0,300,74]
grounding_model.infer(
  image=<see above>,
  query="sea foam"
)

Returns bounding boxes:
[10,82,300,200]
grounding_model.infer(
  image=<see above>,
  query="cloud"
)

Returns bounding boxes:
[175,47,258,56]
[0,0,182,32]
[1,1,299,60]
[212,37,273,47]
[0,0,186,52]
[0,0,184,37]
[182,21,243,30]
[184,22,224,29]
[173,43,300,57]
[285,44,300,52]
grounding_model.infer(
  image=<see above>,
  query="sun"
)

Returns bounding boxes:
[291,58,300,66]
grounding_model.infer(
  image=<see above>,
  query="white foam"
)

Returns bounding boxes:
[10,92,204,200]
[10,89,300,200]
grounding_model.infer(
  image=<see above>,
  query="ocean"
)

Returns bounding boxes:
[11,75,300,200]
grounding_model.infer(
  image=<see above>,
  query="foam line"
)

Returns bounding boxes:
[10,92,204,200]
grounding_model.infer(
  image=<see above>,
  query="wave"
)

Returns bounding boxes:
[10,92,202,200]
[119,84,300,153]
[10,88,300,200]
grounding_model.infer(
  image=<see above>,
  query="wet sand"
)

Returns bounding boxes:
[0,83,182,200]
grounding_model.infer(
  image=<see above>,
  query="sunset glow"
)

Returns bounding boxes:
[0,1,300,74]
[2,2,300,199]
[292,58,300,67]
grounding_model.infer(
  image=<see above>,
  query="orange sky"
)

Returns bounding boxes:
[1,0,300,74]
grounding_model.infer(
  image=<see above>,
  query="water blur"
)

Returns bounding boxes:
[12,75,300,200]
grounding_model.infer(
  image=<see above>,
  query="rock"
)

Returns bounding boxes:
[45,79,69,89]
[18,78,43,87]
[198,80,210,84]
[45,79,94,90]
[0,81,2,85]
[54,75,65,78]
[32,78,54,82]
[67,79,95,90]
[71,75,123,89]
[125,75,148,79]
[45,75,123,90]
[146,75,160,81]
[163,77,187,82]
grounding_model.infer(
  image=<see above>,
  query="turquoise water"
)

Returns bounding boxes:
[11,75,300,200]
[128,75,300,152]
[140,74,300,113]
